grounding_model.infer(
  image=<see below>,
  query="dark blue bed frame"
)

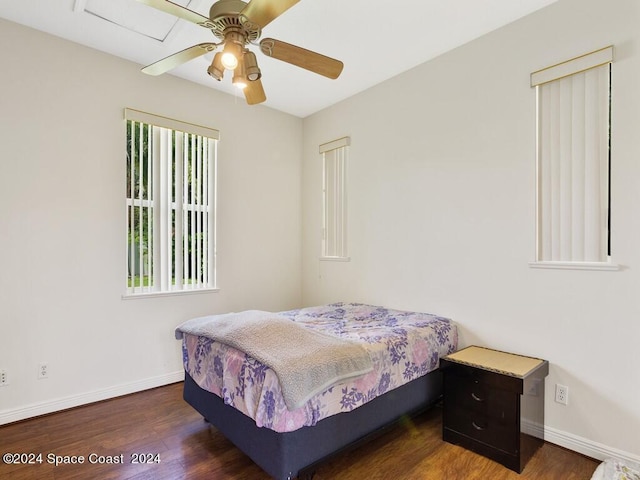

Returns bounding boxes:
[183,369,443,479]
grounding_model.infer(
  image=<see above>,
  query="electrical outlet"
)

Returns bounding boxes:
[38,363,48,379]
[0,369,8,386]
[555,384,568,405]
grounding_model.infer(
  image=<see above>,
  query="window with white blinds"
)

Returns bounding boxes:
[125,108,219,296]
[320,137,350,260]
[530,46,618,270]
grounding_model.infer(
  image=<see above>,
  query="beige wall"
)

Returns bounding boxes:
[0,19,302,420]
[302,0,640,461]
[2,0,639,464]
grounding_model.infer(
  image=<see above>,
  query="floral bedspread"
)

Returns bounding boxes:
[181,303,458,433]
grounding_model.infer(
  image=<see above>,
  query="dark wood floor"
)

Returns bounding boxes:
[0,382,599,479]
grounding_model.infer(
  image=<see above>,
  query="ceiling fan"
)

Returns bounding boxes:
[135,0,344,105]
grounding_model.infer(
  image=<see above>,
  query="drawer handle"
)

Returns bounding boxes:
[472,421,487,431]
[471,392,484,402]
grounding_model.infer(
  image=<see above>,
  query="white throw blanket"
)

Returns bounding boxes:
[175,310,374,410]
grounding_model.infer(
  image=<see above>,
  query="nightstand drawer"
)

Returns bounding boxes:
[444,374,518,421]
[444,404,519,454]
[441,360,523,394]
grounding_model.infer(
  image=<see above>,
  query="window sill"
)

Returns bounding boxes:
[320,256,351,262]
[528,261,620,271]
[122,287,220,300]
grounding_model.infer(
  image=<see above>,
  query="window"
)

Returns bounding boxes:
[320,136,350,260]
[530,46,617,270]
[125,108,218,295]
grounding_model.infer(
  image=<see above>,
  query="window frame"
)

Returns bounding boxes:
[123,108,219,298]
[320,136,350,261]
[529,47,619,271]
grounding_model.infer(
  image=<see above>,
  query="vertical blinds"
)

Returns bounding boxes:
[125,109,218,294]
[532,48,612,263]
[320,137,349,259]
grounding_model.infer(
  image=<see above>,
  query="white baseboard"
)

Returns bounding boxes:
[545,425,640,466]
[0,370,184,426]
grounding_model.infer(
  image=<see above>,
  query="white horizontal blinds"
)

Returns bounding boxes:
[125,109,218,294]
[320,137,349,258]
[534,49,612,263]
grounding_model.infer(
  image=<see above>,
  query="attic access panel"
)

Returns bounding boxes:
[82,0,196,41]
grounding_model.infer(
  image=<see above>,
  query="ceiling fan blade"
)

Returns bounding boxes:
[142,43,217,76]
[240,0,299,29]
[260,38,343,79]
[244,78,267,105]
[135,0,213,28]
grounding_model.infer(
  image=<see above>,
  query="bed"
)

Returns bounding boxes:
[176,302,458,479]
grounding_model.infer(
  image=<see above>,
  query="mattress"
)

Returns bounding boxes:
[181,302,457,433]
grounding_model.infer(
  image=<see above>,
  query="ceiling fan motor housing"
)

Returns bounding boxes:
[208,0,260,42]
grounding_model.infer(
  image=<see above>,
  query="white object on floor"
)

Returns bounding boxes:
[591,458,640,480]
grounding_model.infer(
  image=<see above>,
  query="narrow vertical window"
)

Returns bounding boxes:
[125,108,218,295]
[320,137,350,260]
[530,47,617,270]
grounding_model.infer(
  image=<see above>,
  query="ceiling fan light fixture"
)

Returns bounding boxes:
[233,76,247,89]
[244,50,261,81]
[221,51,238,70]
[207,52,225,81]
[221,32,243,70]
[232,56,248,89]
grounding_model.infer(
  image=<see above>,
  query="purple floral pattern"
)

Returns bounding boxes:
[182,303,457,433]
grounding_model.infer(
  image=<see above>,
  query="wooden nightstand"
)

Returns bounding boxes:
[440,346,549,473]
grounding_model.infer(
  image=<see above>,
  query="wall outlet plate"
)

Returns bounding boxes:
[555,384,569,405]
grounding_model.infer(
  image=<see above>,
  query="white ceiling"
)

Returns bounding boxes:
[0,0,559,117]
